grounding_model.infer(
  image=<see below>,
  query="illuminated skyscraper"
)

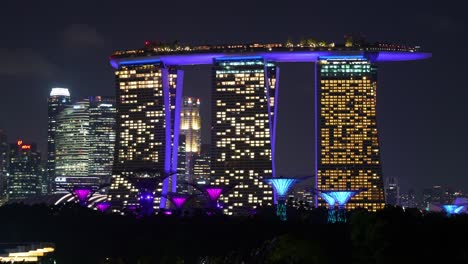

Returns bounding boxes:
[384,176,399,206]
[180,97,201,180]
[0,130,8,198]
[47,88,71,192]
[55,100,90,180]
[7,140,41,199]
[109,63,183,212]
[193,153,211,184]
[88,96,116,184]
[316,56,385,211]
[211,57,278,215]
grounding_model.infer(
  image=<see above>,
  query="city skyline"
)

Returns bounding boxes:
[0,1,461,194]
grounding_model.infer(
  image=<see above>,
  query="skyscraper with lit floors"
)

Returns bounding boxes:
[108,61,183,212]
[8,140,41,199]
[211,57,277,215]
[47,88,71,193]
[316,56,385,211]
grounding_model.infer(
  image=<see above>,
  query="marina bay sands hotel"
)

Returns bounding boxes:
[107,38,431,215]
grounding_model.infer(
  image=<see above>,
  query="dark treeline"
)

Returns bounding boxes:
[0,204,467,264]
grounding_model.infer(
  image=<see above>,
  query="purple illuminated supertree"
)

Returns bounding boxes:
[72,188,93,206]
[96,202,110,212]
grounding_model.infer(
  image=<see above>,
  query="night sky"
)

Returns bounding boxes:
[0,1,464,193]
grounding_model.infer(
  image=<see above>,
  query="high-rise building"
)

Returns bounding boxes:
[109,63,183,211]
[88,96,116,184]
[400,189,417,208]
[55,100,90,179]
[7,140,41,199]
[47,88,71,192]
[384,177,400,206]
[176,134,188,193]
[0,130,8,198]
[316,56,385,211]
[193,153,211,184]
[180,97,201,183]
[211,57,277,215]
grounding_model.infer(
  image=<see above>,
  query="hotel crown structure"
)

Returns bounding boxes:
[108,38,431,214]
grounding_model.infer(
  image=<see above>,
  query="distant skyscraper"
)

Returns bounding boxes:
[316,56,385,211]
[180,97,201,183]
[400,189,417,208]
[384,177,400,206]
[211,57,277,215]
[109,63,183,211]
[55,100,90,180]
[177,134,188,193]
[47,88,71,192]
[7,140,41,199]
[193,153,211,184]
[88,96,116,184]
[0,130,8,198]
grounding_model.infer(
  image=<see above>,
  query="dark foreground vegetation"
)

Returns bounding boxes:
[0,204,467,264]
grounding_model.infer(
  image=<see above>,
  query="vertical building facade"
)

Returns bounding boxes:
[180,97,201,183]
[316,56,385,211]
[55,100,90,179]
[384,176,400,206]
[109,63,183,211]
[211,57,278,215]
[0,130,8,198]
[7,140,41,199]
[47,88,71,192]
[88,96,116,184]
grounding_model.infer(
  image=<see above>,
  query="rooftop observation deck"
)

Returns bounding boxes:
[110,40,432,68]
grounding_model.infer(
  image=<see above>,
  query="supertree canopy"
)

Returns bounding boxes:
[264,177,306,221]
[318,190,362,223]
[442,205,465,215]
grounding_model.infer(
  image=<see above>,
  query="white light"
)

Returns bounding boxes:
[50,88,70,97]
[98,103,113,107]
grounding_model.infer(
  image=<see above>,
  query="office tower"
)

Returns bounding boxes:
[47,88,71,192]
[55,100,90,180]
[384,177,400,206]
[180,97,201,181]
[400,189,417,208]
[7,140,41,199]
[88,96,116,184]
[193,153,211,184]
[0,130,8,198]
[316,56,385,211]
[108,62,183,211]
[211,57,277,215]
[176,134,188,193]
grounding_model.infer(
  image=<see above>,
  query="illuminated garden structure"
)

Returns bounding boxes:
[73,188,92,206]
[318,190,363,223]
[110,38,431,215]
[442,205,465,216]
[264,177,302,221]
[96,202,110,212]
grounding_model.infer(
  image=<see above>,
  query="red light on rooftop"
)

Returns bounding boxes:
[145,41,150,46]
[17,140,23,146]
[21,145,31,150]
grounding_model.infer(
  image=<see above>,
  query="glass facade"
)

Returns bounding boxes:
[47,88,71,193]
[89,96,116,185]
[55,101,90,179]
[180,97,201,190]
[316,57,385,211]
[7,141,41,199]
[211,57,277,215]
[109,63,183,212]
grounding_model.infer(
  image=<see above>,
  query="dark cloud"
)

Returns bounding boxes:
[61,24,105,48]
[0,49,56,77]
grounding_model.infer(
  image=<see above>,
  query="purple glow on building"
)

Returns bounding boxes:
[110,51,431,68]
[314,62,319,207]
[171,70,184,193]
[172,197,187,208]
[206,188,223,201]
[272,67,280,204]
[96,202,110,212]
[160,68,171,209]
[164,211,173,215]
[74,189,91,203]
